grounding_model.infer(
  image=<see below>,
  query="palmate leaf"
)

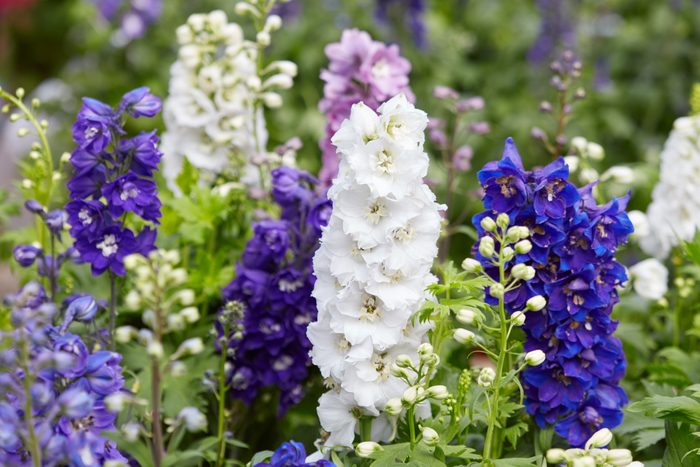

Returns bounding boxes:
[628,394,700,425]
[504,422,529,449]
[618,410,665,450]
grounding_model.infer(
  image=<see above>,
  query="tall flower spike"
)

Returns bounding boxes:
[318,29,414,187]
[473,138,633,447]
[639,115,700,259]
[220,167,331,415]
[0,282,127,465]
[308,95,443,447]
[162,9,297,188]
[66,88,161,276]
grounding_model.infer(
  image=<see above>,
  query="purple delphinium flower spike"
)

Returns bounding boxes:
[220,168,330,415]
[528,0,577,64]
[318,29,413,187]
[0,283,127,465]
[472,138,633,447]
[66,88,162,276]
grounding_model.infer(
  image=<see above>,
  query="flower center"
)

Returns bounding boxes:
[371,59,391,79]
[496,176,515,197]
[372,352,391,380]
[84,126,99,139]
[337,336,351,352]
[119,183,140,201]
[279,278,303,292]
[376,149,395,174]
[78,208,93,225]
[360,295,381,322]
[273,355,293,371]
[365,200,387,224]
[96,234,118,257]
[393,225,414,242]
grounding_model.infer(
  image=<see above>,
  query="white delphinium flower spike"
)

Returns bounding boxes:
[641,115,700,258]
[308,95,443,447]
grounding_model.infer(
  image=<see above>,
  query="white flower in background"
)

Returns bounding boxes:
[601,165,635,184]
[641,115,700,258]
[627,210,649,238]
[308,95,443,447]
[177,407,207,432]
[162,10,297,187]
[629,258,668,301]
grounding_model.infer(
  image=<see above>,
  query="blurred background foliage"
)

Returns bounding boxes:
[2,0,700,208]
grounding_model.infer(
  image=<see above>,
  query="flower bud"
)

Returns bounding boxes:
[496,213,510,230]
[356,441,383,458]
[572,457,595,467]
[122,422,141,442]
[104,392,130,412]
[461,258,482,273]
[515,240,532,254]
[261,92,283,108]
[421,427,439,446]
[526,295,546,311]
[147,341,164,359]
[175,289,196,306]
[489,283,505,299]
[477,367,495,387]
[546,448,567,464]
[585,428,613,449]
[177,338,204,356]
[384,398,403,416]
[511,311,526,326]
[605,449,633,466]
[169,268,187,285]
[115,326,137,343]
[180,306,200,323]
[390,364,409,379]
[264,14,282,32]
[177,407,207,432]
[124,290,141,310]
[502,247,515,262]
[453,328,475,344]
[427,385,449,400]
[402,386,418,404]
[417,343,433,359]
[478,237,495,258]
[456,308,477,325]
[512,264,535,281]
[395,354,413,368]
[480,217,497,232]
[525,350,546,366]
[586,142,604,160]
[571,136,587,153]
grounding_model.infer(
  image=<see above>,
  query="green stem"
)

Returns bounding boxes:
[483,250,508,463]
[108,273,117,351]
[0,91,54,209]
[673,297,682,348]
[407,405,416,449]
[360,416,372,442]
[216,325,230,467]
[150,265,165,466]
[19,331,42,467]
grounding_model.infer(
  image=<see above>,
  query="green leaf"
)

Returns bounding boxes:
[249,450,274,465]
[629,395,700,425]
[368,443,411,466]
[176,158,200,196]
[663,422,700,467]
[504,422,529,449]
[492,456,539,466]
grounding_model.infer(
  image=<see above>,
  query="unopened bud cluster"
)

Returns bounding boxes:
[546,429,641,467]
[122,250,199,335]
